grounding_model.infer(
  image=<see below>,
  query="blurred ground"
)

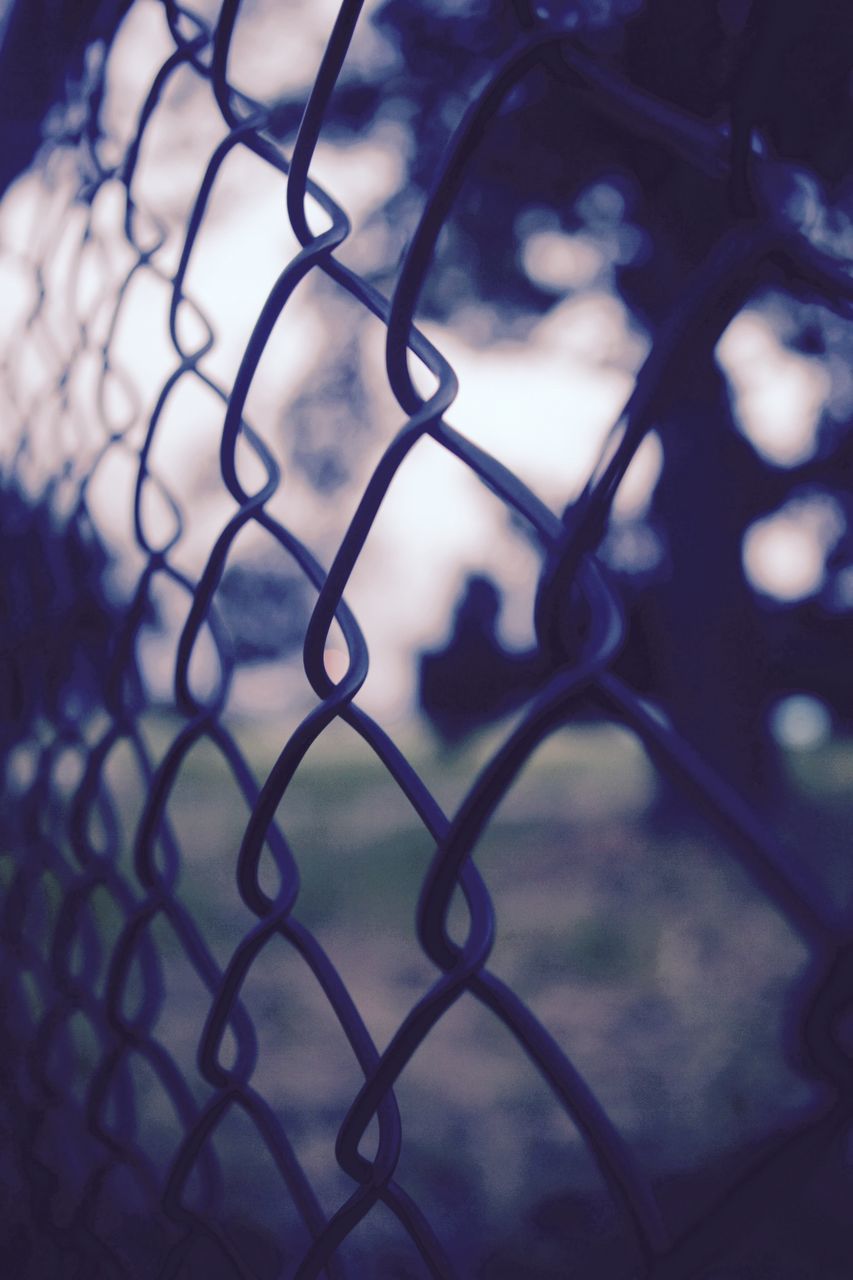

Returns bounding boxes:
[91,710,853,1274]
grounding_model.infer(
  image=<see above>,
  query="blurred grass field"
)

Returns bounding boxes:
[60,709,853,1272]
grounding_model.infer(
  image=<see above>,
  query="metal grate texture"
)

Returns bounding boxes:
[1,1,852,1277]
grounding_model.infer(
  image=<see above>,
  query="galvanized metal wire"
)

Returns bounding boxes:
[1,1,852,1276]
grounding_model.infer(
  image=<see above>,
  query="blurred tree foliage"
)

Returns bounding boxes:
[0,0,134,199]
[1,0,851,794]
[272,0,853,795]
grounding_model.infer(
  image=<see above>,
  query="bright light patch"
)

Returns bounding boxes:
[312,127,409,228]
[742,495,844,601]
[324,649,350,683]
[432,314,632,510]
[520,230,603,292]
[770,695,832,749]
[613,430,663,519]
[717,311,830,466]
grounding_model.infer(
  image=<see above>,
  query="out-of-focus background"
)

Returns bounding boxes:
[1,0,852,1275]
[3,1,853,743]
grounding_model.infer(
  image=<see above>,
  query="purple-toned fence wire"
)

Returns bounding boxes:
[1,1,851,1277]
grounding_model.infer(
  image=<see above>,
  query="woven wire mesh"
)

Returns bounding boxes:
[1,1,852,1276]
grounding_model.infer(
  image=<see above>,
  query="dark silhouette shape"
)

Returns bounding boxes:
[419,575,544,745]
[0,483,120,747]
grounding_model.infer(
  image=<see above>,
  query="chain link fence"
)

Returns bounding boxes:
[1,1,852,1276]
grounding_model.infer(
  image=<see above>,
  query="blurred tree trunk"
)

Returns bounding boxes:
[641,353,778,802]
